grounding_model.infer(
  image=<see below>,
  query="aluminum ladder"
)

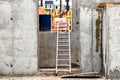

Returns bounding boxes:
[56,20,71,74]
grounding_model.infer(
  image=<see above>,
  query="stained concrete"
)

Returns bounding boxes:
[0,0,38,75]
[39,32,56,68]
[39,32,80,68]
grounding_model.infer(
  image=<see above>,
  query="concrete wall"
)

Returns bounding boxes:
[78,0,120,74]
[102,5,120,79]
[39,32,80,68]
[39,32,56,68]
[0,0,120,78]
[0,0,38,75]
[79,0,103,73]
[80,7,95,72]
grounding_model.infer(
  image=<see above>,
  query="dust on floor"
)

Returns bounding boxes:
[0,76,104,80]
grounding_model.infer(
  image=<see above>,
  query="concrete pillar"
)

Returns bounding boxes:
[102,5,120,79]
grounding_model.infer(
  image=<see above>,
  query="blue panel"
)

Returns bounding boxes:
[39,15,51,31]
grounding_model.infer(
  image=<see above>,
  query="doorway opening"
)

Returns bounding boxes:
[38,0,80,76]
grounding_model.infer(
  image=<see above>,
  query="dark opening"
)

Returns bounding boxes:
[62,76,100,78]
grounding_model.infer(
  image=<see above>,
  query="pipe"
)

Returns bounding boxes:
[66,0,69,12]
[60,0,62,17]
[41,0,43,6]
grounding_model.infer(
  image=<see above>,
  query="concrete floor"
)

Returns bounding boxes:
[38,68,80,76]
[0,76,104,80]
[0,68,103,80]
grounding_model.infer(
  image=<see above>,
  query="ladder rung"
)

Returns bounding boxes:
[55,26,67,28]
[58,37,69,39]
[58,54,69,55]
[59,33,69,34]
[58,49,69,52]
[58,59,69,61]
[58,45,69,46]
[58,51,69,52]
[57,70,70,72]
[58,64,70,66]
[58,49,69,51]
[58,41,69,43]
[59,33,68,34]
[53,30,69,32]
[57,29,69,31]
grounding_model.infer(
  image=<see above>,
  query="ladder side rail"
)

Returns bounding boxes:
[68,19,71,73]
[56,22,59,73]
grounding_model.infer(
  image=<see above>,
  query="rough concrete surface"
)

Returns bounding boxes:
[0,0,38,74]
[80,7,93,72]
[39,32,56,68]
[105,5,120,78]
[79,7,101,73]
[39,32,80,68]
[0,0,120,79]
[107,5,120,73]
[78,0,120,75]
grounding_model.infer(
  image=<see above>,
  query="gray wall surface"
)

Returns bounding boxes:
[39,32,80,68]
[102,5,120,79]
[0,0,38,75]
[78,0,120,74]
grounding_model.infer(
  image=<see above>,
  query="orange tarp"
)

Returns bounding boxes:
[39,7,47,14]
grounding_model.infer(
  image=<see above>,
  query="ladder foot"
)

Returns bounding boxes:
[55,73,58,76]
[69,72,72,74]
